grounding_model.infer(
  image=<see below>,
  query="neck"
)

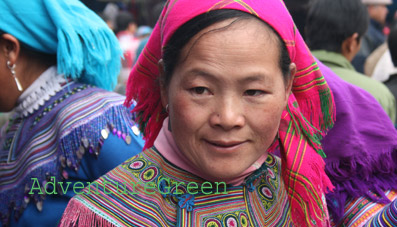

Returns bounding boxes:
[342,52,354,62]
[7,60,51,111]
[15,66,67,117]
[21,65,52,92]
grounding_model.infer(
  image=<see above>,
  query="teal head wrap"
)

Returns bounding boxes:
[0,0,122,90]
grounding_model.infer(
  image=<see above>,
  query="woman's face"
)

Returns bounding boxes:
[161,18,294,181]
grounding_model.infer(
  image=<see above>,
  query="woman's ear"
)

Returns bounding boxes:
[285,62,296,102]
[0,34,20,65]
[158,59,168,108]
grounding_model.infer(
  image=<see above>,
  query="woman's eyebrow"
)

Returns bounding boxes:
[186,69,218,81]
[187,69,270,82]
[238,75,268,83]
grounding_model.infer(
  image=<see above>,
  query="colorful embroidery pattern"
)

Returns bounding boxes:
[332,190,397,226]
[60,148,292,226]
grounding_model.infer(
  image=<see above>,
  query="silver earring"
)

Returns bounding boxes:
[7,61,23,92]
[165,104,169,113]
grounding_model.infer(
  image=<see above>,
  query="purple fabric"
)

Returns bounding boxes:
[317,59,397,222]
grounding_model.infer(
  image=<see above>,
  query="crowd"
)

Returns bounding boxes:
[0,0,396,226]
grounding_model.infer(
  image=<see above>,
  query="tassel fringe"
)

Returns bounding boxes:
[57,27,122,91]
[325,147,397,222]
[59,198,117,227]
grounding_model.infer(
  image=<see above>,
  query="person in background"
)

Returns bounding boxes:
[363,41,397,82]
[115,11,140,86]
[134,2,164,63]
[60,0,336,226]
[134,25,153,62]
[102,2,120,32]
[135,26,153,39]
[306,0,396,124]
[306,0,397,225]
[283,0,313,41]
[385,24,397,125]
[115,25,154,96]
[352,0,393,73]
[0,1,144,226]
[98,12,115,32]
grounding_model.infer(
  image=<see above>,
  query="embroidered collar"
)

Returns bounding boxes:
[14,66,68,117]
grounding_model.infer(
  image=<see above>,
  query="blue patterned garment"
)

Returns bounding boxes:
[0,68,144,226]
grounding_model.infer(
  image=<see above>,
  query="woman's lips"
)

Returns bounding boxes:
[204,139,246,152]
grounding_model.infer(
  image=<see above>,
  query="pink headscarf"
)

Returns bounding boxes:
[126,0,335,226]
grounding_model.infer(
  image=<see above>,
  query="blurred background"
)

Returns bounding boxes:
[79,0,166,94]
[81,0,166,28]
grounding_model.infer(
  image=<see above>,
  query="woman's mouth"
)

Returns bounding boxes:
[204,139,246,153]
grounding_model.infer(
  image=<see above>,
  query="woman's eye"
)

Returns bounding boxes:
[191,87,208,95]
[244,90,265,96]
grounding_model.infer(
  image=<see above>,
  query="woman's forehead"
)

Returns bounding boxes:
[172,19,282,84]
[178,17,280,62]
[189,17,277,45]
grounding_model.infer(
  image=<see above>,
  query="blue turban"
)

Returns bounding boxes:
[0,0,122,90]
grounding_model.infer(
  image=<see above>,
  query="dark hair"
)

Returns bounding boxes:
[305,0,369,53]
[0,30,56,67]
[162,9,292,86]
[115,11,136,34]
[284,0,314,41]
[20,44,57,68]
[388,25,397,66]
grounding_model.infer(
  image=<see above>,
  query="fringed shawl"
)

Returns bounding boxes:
[317,60,397,222]
[125,0,335,226]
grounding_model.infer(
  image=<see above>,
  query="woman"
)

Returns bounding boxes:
[0,1,144,226]
[60,0,335,226]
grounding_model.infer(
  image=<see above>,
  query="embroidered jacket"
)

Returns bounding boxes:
[60,147,293,227]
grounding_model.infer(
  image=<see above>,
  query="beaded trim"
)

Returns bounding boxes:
[32,84,90,127]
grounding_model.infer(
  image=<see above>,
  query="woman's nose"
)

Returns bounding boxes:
[209,98,245,130]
